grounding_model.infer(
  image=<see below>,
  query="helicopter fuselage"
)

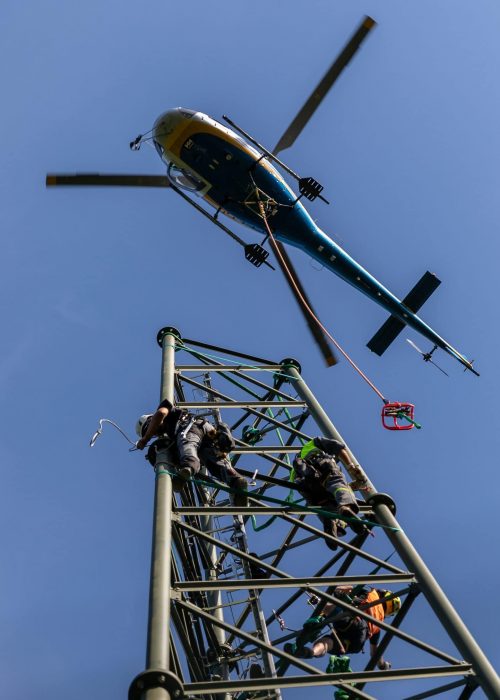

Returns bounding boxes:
[153,108,474,372]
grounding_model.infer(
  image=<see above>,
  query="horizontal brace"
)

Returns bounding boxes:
[234,452,295,471]
[174,506,372,516]
[177,401,305,408]
[403,678,469,700]
[179,368,301,403]
[233,445,301,453]
[176,598,374,700]
[279,513,406,573]
[173,573,416,592]
[177,364,284,372]
[185,510,461,666]
[177,373,311,440]
[181,337,278,366]
[183,665,473,695]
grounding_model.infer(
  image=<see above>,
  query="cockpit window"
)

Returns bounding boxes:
[167,163,204,192]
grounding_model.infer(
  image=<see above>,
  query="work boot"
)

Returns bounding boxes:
[249,663,264,678]
[328,655,354,700]
[248,553,271,579]
[231,476,248,507]
[178,466,194,481]
[284,642,313,658]
[172,476,186,493]
[326,655,352,674]
[322,518,338,550]
[248,662,270,699]
[335,519,347,537]
[339,506,367,535]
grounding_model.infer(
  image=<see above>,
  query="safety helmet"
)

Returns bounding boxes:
[136,414,152,438]
[384,593,401,616]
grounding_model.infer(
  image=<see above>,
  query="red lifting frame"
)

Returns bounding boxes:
[382,402,415,431]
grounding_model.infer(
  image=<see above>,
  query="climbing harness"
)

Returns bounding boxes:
[178,415,196,439]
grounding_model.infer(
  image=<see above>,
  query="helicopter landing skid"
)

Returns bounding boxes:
[223,114,329,204]
[168,182,275,270]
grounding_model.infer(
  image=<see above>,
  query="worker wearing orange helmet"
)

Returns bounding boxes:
[286,585,401,669]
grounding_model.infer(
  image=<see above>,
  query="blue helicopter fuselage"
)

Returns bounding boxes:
[153,108,474,372]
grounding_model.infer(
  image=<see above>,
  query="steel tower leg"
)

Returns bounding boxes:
[284,360,500,700]
[129,335,497,699]
[129,327,183,700]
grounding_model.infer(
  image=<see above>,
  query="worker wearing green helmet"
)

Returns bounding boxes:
[293,437,366,549]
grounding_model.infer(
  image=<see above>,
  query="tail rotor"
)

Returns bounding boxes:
[406,339,449,377]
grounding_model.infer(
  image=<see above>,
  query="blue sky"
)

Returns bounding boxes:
[1,1,499,698]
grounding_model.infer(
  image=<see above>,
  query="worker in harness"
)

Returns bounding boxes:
[286,585,401,669]
[199,423,249,506]
[135,399,248,504]
[293,437,366,548]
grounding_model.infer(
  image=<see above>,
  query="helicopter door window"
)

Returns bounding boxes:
[167,163,204,193]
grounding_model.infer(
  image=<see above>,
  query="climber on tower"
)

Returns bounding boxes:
[286,585,401,669]
[135,399,248,503]
[293,437,367,549]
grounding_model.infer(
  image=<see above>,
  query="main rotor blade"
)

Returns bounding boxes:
[269,238,338,367]
[272,16,376,155]
[46,173,171,187]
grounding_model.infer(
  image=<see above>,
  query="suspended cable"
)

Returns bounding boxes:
[257,199,388,402]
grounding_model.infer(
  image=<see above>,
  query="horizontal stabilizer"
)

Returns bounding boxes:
[367,271,441,356]
[367,315,406,356]
[401,271,441,313]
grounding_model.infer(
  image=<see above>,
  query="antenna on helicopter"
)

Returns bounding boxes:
[406,339,449,376]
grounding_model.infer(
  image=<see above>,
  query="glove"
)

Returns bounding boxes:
[146,443,157,466]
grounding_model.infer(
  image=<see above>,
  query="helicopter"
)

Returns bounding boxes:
[46,16,478,376]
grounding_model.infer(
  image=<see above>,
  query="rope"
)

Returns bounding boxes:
[89,418,138,450]
[243,395,302,532]
[256,197,389,403]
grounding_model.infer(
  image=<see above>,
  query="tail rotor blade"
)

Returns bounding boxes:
[273,16,376,155]
[46,173,171,188]
[407,339,449,376]
[429,360,449,377]
[406,338,425,356]
[269,238,338,367]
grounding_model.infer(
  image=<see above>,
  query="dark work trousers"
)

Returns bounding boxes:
[176,421,213,473]
[322,469,359,512]
[320,615,368,654]
[298,467,357,550]
[199,446,238,483]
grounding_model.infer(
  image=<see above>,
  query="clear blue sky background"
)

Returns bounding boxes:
[1,1,499,698]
